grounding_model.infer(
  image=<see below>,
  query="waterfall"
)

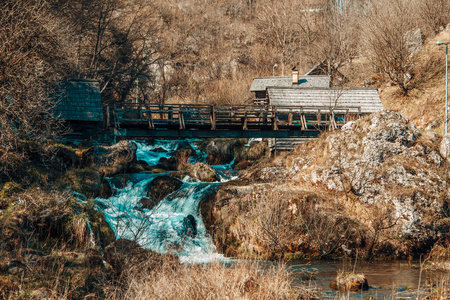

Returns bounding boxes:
[95,140,233,263]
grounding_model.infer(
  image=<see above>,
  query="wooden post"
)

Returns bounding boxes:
[272,106,278,130]
[147,111,154,129]
[179,112,185,129]
[317,109,321,126]
[300,112,305,130]
[168,106,173,122]
[243,111,248,130]
[288,109,293,126]
[211,105,216,130]
[106,105,110,128]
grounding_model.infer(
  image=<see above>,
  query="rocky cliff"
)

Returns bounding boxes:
[203,111,450,260]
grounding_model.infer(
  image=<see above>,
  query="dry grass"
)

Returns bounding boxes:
[105,258,308,300]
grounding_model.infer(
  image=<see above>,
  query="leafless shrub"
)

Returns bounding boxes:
[254,191,300,260]
[417,0,450,35]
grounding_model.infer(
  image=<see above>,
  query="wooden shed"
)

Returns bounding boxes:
[267,87,383,151]
[266,87,383,114]
[54,80,104,140]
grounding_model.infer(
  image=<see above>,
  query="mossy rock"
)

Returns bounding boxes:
[146,175,183,202]
[61,168,106,198]
[85,203,115,248]
[180,162,220,182]
[126,160,153,173]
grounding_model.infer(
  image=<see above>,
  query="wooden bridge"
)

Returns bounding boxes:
[107,103,362,138]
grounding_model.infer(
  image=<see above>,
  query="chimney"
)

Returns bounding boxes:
[292,67,299,85]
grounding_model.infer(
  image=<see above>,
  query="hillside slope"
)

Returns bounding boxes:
[370,28,450,132]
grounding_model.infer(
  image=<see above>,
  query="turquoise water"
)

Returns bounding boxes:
[95,139,235,263]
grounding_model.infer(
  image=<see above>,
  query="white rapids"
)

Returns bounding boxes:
[95,140,236,264]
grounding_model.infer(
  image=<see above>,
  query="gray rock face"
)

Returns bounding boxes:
[440,133,450,158]
[287,110,446,236]
[404,28,423,55]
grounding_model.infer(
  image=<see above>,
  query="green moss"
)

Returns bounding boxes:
[0,182,22,198]
[61,167,103,198]
[84,200,115,248]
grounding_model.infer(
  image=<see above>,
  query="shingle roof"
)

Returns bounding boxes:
[250,75,330,92]
[267,87,383,114]
[54,80,103,122]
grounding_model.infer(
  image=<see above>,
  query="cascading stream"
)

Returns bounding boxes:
[95,140,233,263]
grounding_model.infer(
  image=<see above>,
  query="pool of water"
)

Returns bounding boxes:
[289,260,447,299]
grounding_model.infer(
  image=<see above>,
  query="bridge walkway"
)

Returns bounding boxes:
[106,103,361,138]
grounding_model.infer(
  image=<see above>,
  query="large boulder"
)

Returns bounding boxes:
[330,273,369,292]
[173,142,196,164]
[145,175,183,202]
[81,140,137,177]
[204,139,243,165]
[235,140,268,162]
[156,143,196,171]
[157,156,178,171]
[62,168,113,198]
[228,111,449,259]
[181,162,220,182]
[203,139,268,166]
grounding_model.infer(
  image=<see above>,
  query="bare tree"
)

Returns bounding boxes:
[0,0,71,177]
[362,0,418,95]
[364,202,402,260]
[313,1,359,81]
[418,0,450,35]
[254,190,299,260]
[255,0,304,75]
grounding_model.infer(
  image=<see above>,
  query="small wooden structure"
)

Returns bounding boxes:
[54,80,104,140]
[267,87,382,114]
[250,68,383,152]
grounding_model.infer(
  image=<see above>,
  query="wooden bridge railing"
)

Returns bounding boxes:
[107,103,362,132]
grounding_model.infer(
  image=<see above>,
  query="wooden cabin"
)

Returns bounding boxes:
[266,87,383,114]
[54,80,104,141]
[250,69,383,152]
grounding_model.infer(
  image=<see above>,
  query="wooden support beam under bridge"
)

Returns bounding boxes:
[113,128,322,139]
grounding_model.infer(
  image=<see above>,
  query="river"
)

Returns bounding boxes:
[288,259,445,299]
[94,139,446,298]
